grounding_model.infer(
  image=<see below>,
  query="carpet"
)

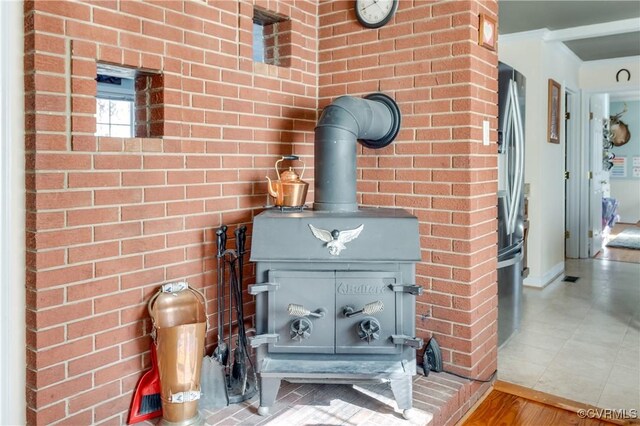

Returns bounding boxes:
[607,227,640,250]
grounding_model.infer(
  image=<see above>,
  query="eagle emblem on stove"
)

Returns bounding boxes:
[308,224,364,256]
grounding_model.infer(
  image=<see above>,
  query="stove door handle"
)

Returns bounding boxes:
[343,300,384,318]
[249,333,279,348]
[288,304,326,319]
[249,282,280,295]
[389,284,423,296]
[391,335,424,349]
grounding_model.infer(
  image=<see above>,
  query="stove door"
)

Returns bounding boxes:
[335,271,400,354]
[267,270,335,354]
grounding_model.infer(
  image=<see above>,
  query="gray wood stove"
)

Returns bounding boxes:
[249,93,423,418]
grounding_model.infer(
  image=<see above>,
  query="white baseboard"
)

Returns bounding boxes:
[524,261,565,288]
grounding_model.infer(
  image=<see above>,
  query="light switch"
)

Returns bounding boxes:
[483,120,490,146]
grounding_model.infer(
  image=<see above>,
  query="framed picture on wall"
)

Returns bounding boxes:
[548,79,561,143]
[478,14,496,50]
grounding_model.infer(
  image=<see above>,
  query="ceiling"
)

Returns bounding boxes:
[499,1,640,61]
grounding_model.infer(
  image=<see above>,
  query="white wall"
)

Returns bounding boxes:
[610,181,640,223]
[499,31,581,287]
[580,56,640,93]
[0,1,26,424]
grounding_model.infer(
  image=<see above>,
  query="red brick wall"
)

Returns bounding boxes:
[25,0,497,423]
[24,1,317,423]
[318,0,498,396]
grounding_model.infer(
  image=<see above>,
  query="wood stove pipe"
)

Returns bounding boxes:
[313,93,401,212]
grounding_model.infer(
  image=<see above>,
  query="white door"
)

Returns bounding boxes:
[588,94,609,257]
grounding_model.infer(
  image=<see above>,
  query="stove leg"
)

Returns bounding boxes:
[390,376,412,415]
[258,377,281,416]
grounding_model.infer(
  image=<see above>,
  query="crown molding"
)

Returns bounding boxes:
[543,18,640,42]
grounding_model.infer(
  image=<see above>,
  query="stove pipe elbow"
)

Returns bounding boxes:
[313,93,401,212]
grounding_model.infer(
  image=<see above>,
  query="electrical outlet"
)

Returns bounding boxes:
[482,120,490,146]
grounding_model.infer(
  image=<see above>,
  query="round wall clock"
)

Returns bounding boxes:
[355,0,398,29]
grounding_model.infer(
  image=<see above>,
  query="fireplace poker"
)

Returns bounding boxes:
[231,226,248,394]
[214,225,229,366]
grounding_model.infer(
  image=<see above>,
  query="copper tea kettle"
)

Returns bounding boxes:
[266,155,309,208]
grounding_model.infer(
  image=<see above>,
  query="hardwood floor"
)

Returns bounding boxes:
[460,382,637,426]
[596,223,640,263]
[462,390,612,425]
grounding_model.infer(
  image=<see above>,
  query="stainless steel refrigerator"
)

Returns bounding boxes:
[497,62,525,347]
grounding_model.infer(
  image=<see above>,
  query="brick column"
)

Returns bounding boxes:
[319,0,499,390]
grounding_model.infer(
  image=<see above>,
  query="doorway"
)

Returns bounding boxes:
[577,89,639,259]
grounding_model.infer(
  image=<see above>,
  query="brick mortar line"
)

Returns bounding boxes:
[31,8,317,38]
[26,268,170,293]
[429,246,498,258]
[29,374,138,413]
[24,319,129,345]
[318,25,481,41]
[29,51,315,84]
[417,259,496,274]
[419,281,496,298]
[425,276,497,293]
[30,249,202,271]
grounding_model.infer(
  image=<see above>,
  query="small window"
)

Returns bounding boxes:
[253,22,266,63]
[95,64,164,139]
[253,7,291,67]
[96,74,135,138]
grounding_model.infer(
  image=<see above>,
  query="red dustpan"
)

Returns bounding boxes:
[127,342,162,424]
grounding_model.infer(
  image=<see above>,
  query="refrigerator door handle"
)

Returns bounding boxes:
[507,81,524,235]
[512,81,525,234]
[501,81,514,233]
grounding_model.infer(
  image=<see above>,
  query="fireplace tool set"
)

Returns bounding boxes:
[210,224,257,405]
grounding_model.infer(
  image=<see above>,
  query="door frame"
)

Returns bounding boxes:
[565,88,580,258]
[580,91,605,258]
[588,93,609,257]
[0,1,25,424]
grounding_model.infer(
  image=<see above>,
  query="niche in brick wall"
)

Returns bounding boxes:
[96,63,164,139]
[253,6,292,67]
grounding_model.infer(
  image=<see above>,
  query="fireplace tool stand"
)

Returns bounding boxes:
[215,225,257,404]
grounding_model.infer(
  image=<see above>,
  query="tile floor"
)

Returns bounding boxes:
[498,258,640,411]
